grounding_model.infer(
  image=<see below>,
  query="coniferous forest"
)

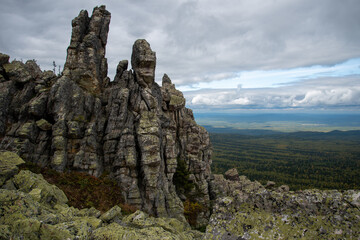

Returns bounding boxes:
[210,130,360,190]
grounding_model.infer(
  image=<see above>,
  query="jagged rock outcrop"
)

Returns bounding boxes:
[63,5,111,94]
[3,6,358,239]
[0,5,212,223]
[0,152,203,239]
[206,168,360,239]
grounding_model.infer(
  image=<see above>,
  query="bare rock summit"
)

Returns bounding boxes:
[0,5,212,223]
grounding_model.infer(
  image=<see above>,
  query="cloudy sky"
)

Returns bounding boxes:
[1,0,360,112]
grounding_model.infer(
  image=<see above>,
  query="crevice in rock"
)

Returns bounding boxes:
[134,123,145,211]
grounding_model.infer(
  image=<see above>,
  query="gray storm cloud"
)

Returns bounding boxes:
[1,0,360,86]
[185,77,360,110]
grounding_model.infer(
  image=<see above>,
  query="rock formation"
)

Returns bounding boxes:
[1,5,360,239]
[0,5,211,223]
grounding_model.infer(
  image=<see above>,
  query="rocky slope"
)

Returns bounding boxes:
[206,168,360,239]
[0,151,203,239]
[1,152,359,239]
[0,5,211,224]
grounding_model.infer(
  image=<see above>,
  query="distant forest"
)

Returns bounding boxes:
[210,130,360,190]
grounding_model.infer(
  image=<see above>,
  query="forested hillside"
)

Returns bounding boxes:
[210,131,360,190]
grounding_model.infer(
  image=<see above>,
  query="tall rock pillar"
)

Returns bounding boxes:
[63,5,111,95]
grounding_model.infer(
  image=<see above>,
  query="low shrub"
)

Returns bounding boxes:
[183,199,204,227]
[19,162,137,214]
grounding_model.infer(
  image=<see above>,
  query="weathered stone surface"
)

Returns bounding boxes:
[100,205,122,223]
[0,151,25,185]
[0,6,212,223]
[131,39,156,88]
[3,61,32,83]
[92,210,203,240]
[224,167,240,181]
[13,170,68,206]
[36,119,52,131]
[1,6,360,239]
[0,53,9,65]
[63,5,111,95]
[0,164,203,240]
[265,180,276,189]
[206,174,360,239]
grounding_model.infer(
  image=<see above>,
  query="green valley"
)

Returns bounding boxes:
[210,131,360,190]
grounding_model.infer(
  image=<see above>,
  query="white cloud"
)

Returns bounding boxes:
[185,76,360,110]
[231,97,251,105]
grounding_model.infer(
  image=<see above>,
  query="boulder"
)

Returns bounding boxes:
[0,151,25,186]
[0,53,9,66]
[265,180,276,189]
[36,119,53,131]
[224,168,240,181]
[13,170,68,206]
[93,210,202,240]
[3,61,32,83]
[100,205,122,223]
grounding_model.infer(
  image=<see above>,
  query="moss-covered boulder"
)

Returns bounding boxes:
[13,170,68,206]
[36,118,52,131]
[0,162,203,240]
[0,151,25,185]
[100,205,122,223]
[93,210,203,240]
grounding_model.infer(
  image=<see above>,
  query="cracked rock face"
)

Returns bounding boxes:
[131,39,156,88]
[63,6,111,95]
[0,6,212,223]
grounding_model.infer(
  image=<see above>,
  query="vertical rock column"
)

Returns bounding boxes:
[103,62,142,209]
[48,6,111,174]
[161,74,212,226]
[63,5,111,95]
[131,40,163,215]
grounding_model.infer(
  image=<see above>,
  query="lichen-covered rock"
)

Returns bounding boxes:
[0,5,212,224]
[92,210,203,240]
[100,205,122,223]
[36,119,52,131]
[0,166,203,240]
[131,39,156,88]
[3,61,32,83]
[13,170,68,206]
[224,168,239,181]
[63,5,111,95]
[0,151,25,185]
[1,6,359,239]
[0,53,10,66]
[206,176,360,239]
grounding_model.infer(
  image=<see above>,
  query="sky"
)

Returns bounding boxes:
[1,0,360,112]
